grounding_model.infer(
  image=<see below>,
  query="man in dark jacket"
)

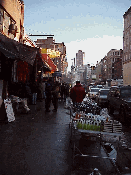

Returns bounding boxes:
[45,79,52,112]
[52,81,59,112]
[70,81,86,104]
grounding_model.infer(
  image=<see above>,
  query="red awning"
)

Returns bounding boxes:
[41,54,57,73]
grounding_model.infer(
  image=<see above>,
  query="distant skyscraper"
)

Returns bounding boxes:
[76,50,85,67]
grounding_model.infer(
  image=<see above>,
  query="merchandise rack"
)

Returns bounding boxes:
[69,103,123,174]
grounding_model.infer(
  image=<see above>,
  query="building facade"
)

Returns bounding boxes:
[106,49,123,80]
[35,37,67,75]
[96,61,102,83]
[0,0,24,42]
[123,6,131,85]
[76,50,85,67]
[101,56,108,83]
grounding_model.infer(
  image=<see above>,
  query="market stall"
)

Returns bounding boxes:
[69,97,123,174]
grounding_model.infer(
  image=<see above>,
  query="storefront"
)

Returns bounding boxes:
[0,33,42,120]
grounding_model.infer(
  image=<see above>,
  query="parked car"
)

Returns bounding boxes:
[96,88,110,107]
[96,85,103,89]
[88,88,100,99]
[107,85,131,123]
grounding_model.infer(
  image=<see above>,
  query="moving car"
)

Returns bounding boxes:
[88,88,100,99]
[96,88,110,106]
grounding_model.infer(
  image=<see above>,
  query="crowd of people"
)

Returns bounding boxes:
[7,78,86,113]
[8,78,71,113]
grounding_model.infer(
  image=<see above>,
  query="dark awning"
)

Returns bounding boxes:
[0,33,38,65]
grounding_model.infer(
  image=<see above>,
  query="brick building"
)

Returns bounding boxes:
[106,49,123,79]
[35,37,67,74]
[123,6,131,85]
[114,58,123,79]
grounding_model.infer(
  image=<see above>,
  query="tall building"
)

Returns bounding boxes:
[76,50,85,67]
[123,6,131,85]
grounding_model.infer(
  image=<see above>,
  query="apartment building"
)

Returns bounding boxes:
[35,37,55,49]
[0,0,24,42]
[101,56,108,83]
[123,6,131,85]
[35,37,67,74]
[96,61,102,82]
[54,42,67,74]
[90,65,96,83]
[76,50,85,67]
[106,49,123,79]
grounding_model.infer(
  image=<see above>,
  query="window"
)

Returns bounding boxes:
[0,8,3,31]
[3,11,10,35]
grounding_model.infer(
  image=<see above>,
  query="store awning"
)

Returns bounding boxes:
[37,51,51,72]
[0,33,38,66]
[41,54,57,73]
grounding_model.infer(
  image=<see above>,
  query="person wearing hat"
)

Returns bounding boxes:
[70,81,86,104]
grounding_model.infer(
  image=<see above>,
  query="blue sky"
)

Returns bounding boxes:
[24,0,131,71]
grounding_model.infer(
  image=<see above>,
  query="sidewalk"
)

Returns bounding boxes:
[0,100,72,175]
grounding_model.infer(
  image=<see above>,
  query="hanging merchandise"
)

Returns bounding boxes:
[16,61,29,82]
[4,99,15,122]
[0,80,3,108]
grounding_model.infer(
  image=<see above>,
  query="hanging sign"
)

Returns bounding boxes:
[4,99,15,122]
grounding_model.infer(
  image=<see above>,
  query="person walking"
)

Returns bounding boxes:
[37,80,44,101]
[70,81,86,105]
[52,81,59,112]
[60,83,65,100]
[45,79,52,112]
[42,80,46,99]
[31,81,37,105]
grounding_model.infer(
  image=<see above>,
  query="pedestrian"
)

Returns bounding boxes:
[42,80,46,99]
[25,82,32,105]
[65,83,69,97]
[70,80,86,105]
[37,80,44,101]
[45,79,52,112]
[52,81,59,112]
[31,81,37,105]
[60,83,65,100]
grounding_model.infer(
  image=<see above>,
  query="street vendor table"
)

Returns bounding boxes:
[69,102,123,175]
